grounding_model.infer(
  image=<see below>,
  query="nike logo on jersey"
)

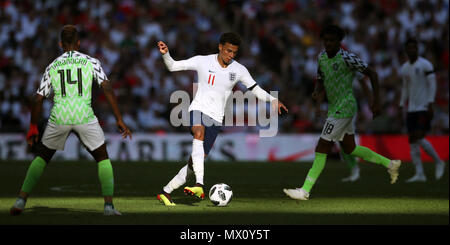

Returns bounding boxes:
[208,70,216,73]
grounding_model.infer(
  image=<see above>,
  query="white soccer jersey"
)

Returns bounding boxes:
[163,53,262,123]
[399,56,436,112]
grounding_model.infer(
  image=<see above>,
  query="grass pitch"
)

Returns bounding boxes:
[0,159,448,225]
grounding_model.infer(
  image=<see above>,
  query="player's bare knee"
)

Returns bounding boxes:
[343,145,356,155]
[191,126,205,140]
[90,143,109,162]
[315,138,333,154]
[34,143,55,163]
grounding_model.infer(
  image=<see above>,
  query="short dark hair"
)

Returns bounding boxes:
[219,32,241,46]
[404,38,418,47]
[320,25,345,41]
[61,25,79,46]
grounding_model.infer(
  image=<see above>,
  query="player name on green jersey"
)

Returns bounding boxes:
[50,57,88,70]
[37,51,107,125]
[317,49,367,118]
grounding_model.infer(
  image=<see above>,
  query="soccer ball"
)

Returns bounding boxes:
[209,183,233,206]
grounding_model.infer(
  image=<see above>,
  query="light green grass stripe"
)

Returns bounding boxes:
[1,197,448,215]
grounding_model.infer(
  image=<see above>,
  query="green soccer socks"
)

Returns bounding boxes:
[98,159,114,197]
[301,152,327,193]
[341,150,357,169]
[21,156,47,194]
[350,145,390,168]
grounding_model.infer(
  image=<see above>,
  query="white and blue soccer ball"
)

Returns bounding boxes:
[209,183,233,206]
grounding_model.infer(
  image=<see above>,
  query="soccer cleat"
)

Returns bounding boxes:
[283,188,309,200]
[435,161,446,180]
[103,204,122,216]
[157,192,176,206]
[387,160,401,184]
[406,173,427,183]
[183,186,205,199]
[10,197,26,216]
[342,165,360,182]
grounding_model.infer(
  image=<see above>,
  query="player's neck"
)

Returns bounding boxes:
[326,49,339,58]
[63,45,79,53]
[217,55,229,68]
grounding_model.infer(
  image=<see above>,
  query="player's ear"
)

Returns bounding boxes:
[218,43,223,52]
[77,40,80,48]
[59,42,63,49]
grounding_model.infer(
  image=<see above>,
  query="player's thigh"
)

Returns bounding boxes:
[189,110,206,140]
[73,122,106,152]
[41,122,72,151]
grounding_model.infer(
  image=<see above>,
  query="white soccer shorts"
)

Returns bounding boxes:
[41,120,105,151]
[320,116,356,142]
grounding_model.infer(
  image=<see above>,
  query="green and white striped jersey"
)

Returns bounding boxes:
[317,49,367,118]
[37,50,107,124]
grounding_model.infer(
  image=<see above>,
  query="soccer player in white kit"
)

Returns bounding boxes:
[399,38,446,182]
[156,32,288,205]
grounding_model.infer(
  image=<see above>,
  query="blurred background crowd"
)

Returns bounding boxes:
[0,0,448,135]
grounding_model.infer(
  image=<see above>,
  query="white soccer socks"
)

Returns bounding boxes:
[163,164,193,194]
[191,139,205,185]
[162,138,204,193]
[418,139,442,163]
[409,142,426,180]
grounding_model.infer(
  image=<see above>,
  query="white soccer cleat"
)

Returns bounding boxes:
[387,160,401,184]
[103,205,122,216]
[406,173,427,183]
[10,197,26,216]
[435,161,446,180]
[342,165,360,182]
[283,188,309,200]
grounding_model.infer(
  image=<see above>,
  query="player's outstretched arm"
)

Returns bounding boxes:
[101,80,132,140]
[362,67,381,118]
[157,41,194,72]
[26,94,44,147]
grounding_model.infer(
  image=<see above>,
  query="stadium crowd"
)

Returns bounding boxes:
[0,0,448,135]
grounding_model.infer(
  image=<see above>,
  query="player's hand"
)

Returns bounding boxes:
[272,100,288,115]
[26,123,39,148]
[117,120,132,140]
[157,41,168,55]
